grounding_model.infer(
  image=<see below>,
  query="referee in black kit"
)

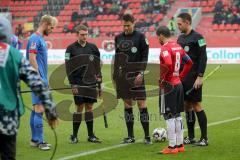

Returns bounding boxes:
[113,14,151,144]
[177,13,208,146]
[65,25,102,143]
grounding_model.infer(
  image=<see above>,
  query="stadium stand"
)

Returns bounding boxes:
[188,0,240,47]
[0,0,240,48]
[0,0,174,38]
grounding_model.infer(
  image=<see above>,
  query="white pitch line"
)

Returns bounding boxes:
[58,116,240,160]
[102,81,114,91]
[203,95,240,98]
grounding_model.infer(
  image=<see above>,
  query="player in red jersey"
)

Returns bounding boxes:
[156,26,193,154]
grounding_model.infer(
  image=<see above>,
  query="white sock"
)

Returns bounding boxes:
[175,116,184,146]
[166,118,176,147]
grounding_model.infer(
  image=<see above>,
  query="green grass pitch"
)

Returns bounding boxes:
[17,64,240,160]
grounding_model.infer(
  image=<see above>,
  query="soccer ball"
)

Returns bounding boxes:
[152,128,167,142]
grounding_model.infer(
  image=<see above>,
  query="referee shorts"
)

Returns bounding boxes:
[159,83,184,119]
[115,79,146,100]
[116,85,146,100]
[182,74,202,102]
[73,86,97,105]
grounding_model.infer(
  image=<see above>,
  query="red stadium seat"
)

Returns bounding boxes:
[139,14,145,20]
[87,21,93,27]
[225,24,232,30]
[236,30,240,34]
[25,1,31,5]
[201,1,208,7]
[96,15,102,21]
[92,21,98,27]
[202,7,213,13]
[19,1,24,6]
[102,15,108,21]
[105,21,112,26]
[208,0,215,6]
[10,1,14,6]
[212,24,219,31]
[105,4,112,9]
[232,24,239,31]
[93,0,100,4]
[109,15,115,20]
[227,30,235,34]
[42,1,48,5]
[100,27,107,33]
[219,24,225,31]
[189,1,200,7]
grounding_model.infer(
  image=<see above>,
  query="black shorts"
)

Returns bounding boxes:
[116,82,146,100]
[73,86,97,105]
[0,134,16,160]
[115,72,146,100]
[159,83,184,116]
[182,73,202,102]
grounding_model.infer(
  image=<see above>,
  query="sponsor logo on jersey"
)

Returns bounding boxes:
[65,52,70,60]
[198,38,206,47]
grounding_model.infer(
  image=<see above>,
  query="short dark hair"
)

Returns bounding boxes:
[75,25,88,33]
[177,12,192,24]
[122,14,134,23]
[156,26,171,38]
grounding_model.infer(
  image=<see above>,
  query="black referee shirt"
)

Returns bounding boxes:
[65,41,101,86]
[114,31,149,79]
[115,30,149,63]
[177,30,207,77]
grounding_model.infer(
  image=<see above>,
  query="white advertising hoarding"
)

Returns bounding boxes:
[21,48,240,64]
[207,48,240,64]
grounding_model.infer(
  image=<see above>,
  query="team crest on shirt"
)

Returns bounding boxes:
[30,42,37,50]
[89,55,94,61]
[162,50,169,57]
[184,46,189,52]
[131,47,137,53]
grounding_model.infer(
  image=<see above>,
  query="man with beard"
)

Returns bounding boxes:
[26,15,58,150]
[156,26,192,154]
[177,12,208,146]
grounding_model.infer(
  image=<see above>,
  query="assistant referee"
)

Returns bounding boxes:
[177,12,208,146]
[65,25,102,143]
